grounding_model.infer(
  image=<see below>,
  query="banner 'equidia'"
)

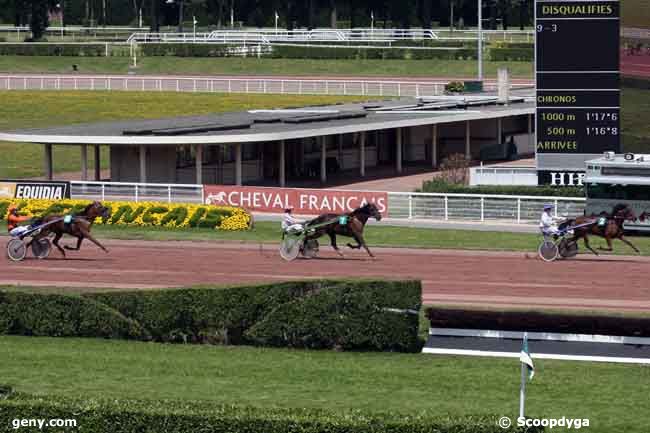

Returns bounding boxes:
[0,180,70,200]
[204,185,388,216]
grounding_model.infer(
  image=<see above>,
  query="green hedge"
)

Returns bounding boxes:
[0,291,147,339]
[418,179,585,197]
[0,394,538,433]
[0,43,106,56]
[88,280,422,351]
[270,45,477,60]
[140,43,236,57]
[489,47,533,62]
[0,280,422,352]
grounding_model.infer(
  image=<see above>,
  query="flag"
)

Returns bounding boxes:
[519,333,535,380]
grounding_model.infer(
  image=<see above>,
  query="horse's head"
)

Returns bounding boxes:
[362,202,382,221]
[612,203,636,222]
[85,201,111,220]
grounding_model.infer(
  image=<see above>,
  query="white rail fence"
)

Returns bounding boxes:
[70,181,203,203]
[2,74,527,97]
[69,181,585,224]
[469,166,538,186]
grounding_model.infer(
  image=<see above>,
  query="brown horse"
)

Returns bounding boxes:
[306,202,382,258]
[33,201,111,257]
[563,203,640,255]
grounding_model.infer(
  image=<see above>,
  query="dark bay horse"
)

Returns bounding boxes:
[34,201,111,257]
[563,203,640,255]
[305,202,382,258]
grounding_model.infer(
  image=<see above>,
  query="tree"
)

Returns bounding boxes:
[29,0,53,40]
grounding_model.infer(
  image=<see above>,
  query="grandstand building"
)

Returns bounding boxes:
[0,95,534,186]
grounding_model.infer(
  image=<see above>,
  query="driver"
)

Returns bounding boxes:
[7,204,32,237]
[282,206,304,235]
[539,203,560,239]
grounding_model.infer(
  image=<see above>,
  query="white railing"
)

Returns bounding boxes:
[386,192,586,223]
[622,27,650,40]
[69,180,584,224]
[127,28,445,44]
[0,74,518,97]
[70,181,203,203]
[469,166,538,186]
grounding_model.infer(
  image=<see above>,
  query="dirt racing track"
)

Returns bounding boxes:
[2,239,650,312]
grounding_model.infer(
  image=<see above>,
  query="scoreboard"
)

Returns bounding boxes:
[536,0,620,185]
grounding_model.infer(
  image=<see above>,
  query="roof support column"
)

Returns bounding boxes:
[44,143,53,180]
[94,144,101,181]
[195,144,203,185]
[396,128,402,174]
[359,131,366,177]
[279,140,285,187]
[465,121,471,160]
[235,143,242,186]
[497,117,503,144]
[80,144,88,181]
[528,114,533,152]
[139,144,147,184]
[320,136,327,184]
[431,124,438,168]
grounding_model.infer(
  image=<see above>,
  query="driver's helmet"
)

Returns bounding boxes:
[543,204,553,211]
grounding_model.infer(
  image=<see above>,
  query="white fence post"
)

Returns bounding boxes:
[408,195,413,219]
[101,184,105,201]
[554,199,559,217]
[135,185,139,202]
[168,186,172,203]
[444,196,449,221]
[517,198,521,223]
[480,197,485,221]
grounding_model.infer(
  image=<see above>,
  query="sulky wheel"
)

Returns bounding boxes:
[301,239,319,259]
[538,240,559,262]
[32,238,52,259]
[6,238,27,262]
[279,235,302,261]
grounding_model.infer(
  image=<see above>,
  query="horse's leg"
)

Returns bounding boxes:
[52,232,66,257]
[81,228,109,253]
[355,233,375,258]
[582,235,599,256]
[64,236,84,251]
[598,237,614,252]
[619,235,641,254]
[346,237,362,249]
[329,232,343,257]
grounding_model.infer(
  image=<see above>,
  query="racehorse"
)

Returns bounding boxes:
[33,201,111,257]
[305,202,382,258]
[562,203,640,255]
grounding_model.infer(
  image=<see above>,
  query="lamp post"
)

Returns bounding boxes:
[56,2,64,40]
[478,0,483,81]
[370,10,374,37]
[193,15,197,42]
[274,11,279,34]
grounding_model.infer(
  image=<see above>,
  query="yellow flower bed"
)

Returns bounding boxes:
[0,199,251,231]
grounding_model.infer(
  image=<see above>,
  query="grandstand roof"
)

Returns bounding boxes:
[0,95,534,146]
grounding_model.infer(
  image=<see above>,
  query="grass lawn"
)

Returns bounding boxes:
[0,91,363,179]
[2,220,647,256]
[621,87,650,154]
[0,335,648,433]
[0,56,534,78]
